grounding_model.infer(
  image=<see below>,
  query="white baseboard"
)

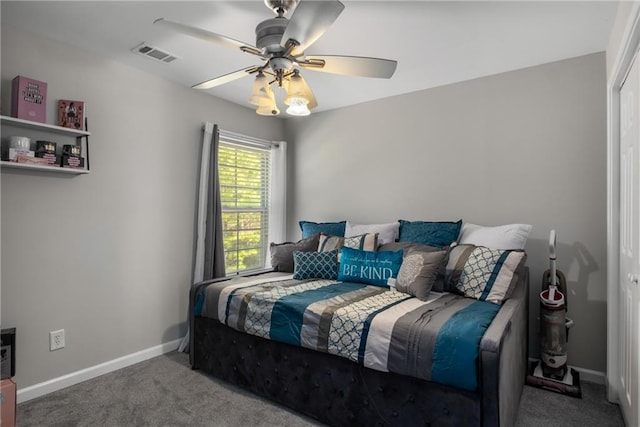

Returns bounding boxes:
[527,358,606,385]
[17,339,181,404]
[572,366,606,384]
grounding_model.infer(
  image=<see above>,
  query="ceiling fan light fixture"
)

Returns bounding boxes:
[255,87,280,116]
[256,103,281,116]
[286,97,310,116]
[282,69,316,113]
[248,72,270,105]
[283,70,306,104]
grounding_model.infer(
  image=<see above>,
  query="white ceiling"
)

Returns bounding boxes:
[1,1,618,114]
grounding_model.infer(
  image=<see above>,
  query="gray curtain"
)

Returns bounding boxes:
[179,123,226,353]
[203,124,226,280]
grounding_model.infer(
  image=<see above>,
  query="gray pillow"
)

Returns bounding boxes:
[270,234,320,273]
[379,242,448,292]
[396,249,448,300]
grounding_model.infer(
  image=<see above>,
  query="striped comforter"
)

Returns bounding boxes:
[195,273,500,391]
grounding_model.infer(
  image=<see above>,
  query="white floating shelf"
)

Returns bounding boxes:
[0,161,89,175]
[0,115,90,137]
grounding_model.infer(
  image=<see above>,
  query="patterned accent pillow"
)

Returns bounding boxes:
[396,249,449,300]
[317,232,378,253]
[398,219,462,248]
[293,250,339,280]
[444,244,526,304]
[299,221,346,239]
[338,247,403,287]
[270,234,320,273]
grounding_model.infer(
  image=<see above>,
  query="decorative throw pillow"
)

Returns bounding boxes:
[398,219,462,248]
[458,223,532,250]
[299,221,346,239]
[317,232,378,253]
[444,244,526,304]
[293,250,339,280]
[378,241,447,292]
[345,221,400,245]
[338,247,403,287]
[396,249,449,300]
[270,234,320,273]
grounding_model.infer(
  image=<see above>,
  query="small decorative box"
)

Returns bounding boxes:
[11,76,47,123]
[35,141,59,165]
[62,144,84,169]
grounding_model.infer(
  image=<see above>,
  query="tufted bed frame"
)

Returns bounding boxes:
[189,268,529,427]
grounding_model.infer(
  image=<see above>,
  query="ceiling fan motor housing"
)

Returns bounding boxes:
[256,17,288,53]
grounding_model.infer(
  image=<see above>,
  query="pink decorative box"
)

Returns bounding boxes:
[0,378,16,427]
[11,76,47,123]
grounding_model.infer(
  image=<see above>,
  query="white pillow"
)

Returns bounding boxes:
[345,221,400,246]
[458,223,532,250]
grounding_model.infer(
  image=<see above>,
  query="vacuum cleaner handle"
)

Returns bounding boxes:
[549,230,557,288]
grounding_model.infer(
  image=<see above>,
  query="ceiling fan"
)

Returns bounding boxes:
[154,0,397,116]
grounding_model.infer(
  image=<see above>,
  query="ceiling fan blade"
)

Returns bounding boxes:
[281,0,345,56]
[154,18,264,57]
[192,66,261,90]
[300,55,398,78]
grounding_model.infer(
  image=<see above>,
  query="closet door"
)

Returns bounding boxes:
[619,51,640,427]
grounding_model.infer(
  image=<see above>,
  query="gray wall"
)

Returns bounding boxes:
[0,26,285,388]
[285,53,607,373]
[1,21,607,389]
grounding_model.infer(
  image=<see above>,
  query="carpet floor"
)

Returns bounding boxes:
[17,351,624,426]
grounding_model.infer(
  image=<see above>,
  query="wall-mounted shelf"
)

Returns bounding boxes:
[0,160,90,174]
[0,115,90,137]
[1,115,91,175]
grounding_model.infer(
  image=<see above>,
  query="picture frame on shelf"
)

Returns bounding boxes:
[57,99,85,130]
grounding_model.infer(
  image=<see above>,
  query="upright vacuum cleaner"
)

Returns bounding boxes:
[526,230,582,398]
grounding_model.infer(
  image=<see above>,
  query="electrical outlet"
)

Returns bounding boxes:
[50,329,65,351]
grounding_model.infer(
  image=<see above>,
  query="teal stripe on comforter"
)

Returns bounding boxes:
[270,281,367,346]
[194,290,205,317]
[431,300,500,391]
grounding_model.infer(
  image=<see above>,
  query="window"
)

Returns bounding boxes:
[218,137,271,274]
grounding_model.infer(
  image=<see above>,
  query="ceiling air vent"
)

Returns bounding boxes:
[132,43,178,64]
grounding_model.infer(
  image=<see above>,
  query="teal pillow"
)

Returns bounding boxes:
[293,250,339,280]
[299,221,346,239]
[338,247,403,287]
[398,219,462,248]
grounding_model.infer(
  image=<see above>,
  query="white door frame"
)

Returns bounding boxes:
[607,3,640,403]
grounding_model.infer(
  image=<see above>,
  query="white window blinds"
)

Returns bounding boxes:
[218,131,274,274]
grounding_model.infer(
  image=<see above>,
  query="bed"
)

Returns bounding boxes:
[188,261,529,426]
